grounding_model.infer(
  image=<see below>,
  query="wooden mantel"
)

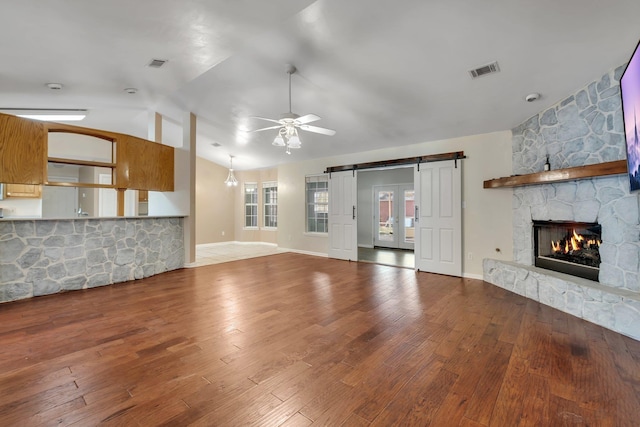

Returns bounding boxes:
[483,160,628,188]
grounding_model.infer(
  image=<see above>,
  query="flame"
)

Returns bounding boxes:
[573,230,584,242]
[550,229,600,254]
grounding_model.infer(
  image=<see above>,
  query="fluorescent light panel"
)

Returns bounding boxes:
[0,109,88,121]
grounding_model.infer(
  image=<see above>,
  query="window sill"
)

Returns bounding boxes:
[243,227,259,231]
[304,232,328,237]
[261,227,277,231]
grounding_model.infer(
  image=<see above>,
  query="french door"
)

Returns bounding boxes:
[373,184,414,250]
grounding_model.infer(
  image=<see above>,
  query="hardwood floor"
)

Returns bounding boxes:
[1,253,639,426]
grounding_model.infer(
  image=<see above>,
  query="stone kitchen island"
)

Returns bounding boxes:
[0,216,184,303]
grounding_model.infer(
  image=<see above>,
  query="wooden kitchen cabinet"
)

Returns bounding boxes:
[4,183,42,198]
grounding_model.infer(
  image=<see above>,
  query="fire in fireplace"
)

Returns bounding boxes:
[533,220,601,281]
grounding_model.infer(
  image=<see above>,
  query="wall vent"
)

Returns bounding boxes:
[148,59,168,68]
[469,61,500,78]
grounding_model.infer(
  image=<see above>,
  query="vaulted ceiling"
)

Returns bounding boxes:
[2,0,639,170]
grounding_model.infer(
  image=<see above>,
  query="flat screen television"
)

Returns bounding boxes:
[621,38,640,192]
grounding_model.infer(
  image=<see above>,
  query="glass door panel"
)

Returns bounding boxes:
[402,188,415,248]
[374,187,398,248]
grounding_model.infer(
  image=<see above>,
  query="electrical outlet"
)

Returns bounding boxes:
[221,231,225,236]
[467,252,473,260]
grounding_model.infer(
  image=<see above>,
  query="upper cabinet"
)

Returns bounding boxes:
[3,184,42,198]
[0,113,174,192]
[0,114,47,184]
[117,134,174,191]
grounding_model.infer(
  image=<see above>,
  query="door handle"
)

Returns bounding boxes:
[415,206,419,222]
[352,205,356,220]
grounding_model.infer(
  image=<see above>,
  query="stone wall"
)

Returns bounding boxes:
[510,64,640,292]
[0,217,184,303]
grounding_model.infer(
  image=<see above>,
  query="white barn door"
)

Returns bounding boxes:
[328,170,357,261]
[414,160,462,276]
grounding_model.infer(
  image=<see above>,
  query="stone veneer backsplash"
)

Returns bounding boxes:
[0,217,184,303]
[511,64,640,292]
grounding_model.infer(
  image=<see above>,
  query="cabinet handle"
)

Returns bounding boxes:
[352,205,356,220]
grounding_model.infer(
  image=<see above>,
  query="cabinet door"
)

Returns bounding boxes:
[4,183,42,198]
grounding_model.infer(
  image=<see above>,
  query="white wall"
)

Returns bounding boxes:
[357,168,414,247]
[277,130,514,277]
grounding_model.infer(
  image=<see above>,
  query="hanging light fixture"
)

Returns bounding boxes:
[272,125,302,154]
[224,155,238,187]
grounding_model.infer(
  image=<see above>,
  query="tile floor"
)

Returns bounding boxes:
[358,247,415,269]
[189,242,289,267]
[189,242,414,269]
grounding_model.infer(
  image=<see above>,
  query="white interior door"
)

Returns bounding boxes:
[414,160,462,276]
[328,170,357,261]
[42,186,78,218]
[98,174,117,217]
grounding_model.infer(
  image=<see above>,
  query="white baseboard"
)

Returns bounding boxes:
[280,248,328,258]
[358,244,374,249]
[462,272,484,280]
[196,241,277,249]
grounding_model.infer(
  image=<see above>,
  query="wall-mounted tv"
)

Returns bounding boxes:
[621,38,640,192]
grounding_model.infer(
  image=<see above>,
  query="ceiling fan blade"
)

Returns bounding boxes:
[249,116,282,125]
[249,124,283,133]
[299,124,336,136]
[296,114,321,124]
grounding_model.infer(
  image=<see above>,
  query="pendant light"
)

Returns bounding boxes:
[224,155,238,187]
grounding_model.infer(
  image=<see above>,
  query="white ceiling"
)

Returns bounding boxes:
[2,0,639,170]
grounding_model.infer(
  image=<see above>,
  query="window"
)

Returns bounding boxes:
[263,181,277,229]
[305,175,329,233]
[244,183,258,228]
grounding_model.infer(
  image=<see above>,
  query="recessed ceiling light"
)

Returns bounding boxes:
[46,83,63,90]
[525,93,541,102]
[124,88,138,94]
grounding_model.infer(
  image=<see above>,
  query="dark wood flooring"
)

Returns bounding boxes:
[0,253,639,426]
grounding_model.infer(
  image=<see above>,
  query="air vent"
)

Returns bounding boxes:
[148,59,168,68]
[469,61,500,79]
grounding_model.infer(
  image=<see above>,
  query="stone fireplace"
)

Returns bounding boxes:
[483,63,640,341]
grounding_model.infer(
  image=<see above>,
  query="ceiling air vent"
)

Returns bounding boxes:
[148,59,168,68]
[469,61,500,79]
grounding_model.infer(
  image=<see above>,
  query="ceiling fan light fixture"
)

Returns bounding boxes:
[272,135,286,146]
[288,134,302,149]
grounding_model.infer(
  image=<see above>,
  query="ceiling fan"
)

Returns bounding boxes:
[249,64,335,153]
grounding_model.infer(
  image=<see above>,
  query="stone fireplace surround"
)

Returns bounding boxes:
[483,64,640,340]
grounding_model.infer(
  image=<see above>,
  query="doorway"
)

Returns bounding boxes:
[373,184,414,250]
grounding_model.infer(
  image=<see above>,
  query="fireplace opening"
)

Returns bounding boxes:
[533,220,601,281]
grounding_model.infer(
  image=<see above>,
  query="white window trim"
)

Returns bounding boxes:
[262,181,278,230]
[305,174,329,234]
[243,182,259,230]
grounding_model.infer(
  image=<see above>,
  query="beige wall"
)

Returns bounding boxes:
[234,168,278,244]
[195,156,236,244]
[276,130,515,278]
